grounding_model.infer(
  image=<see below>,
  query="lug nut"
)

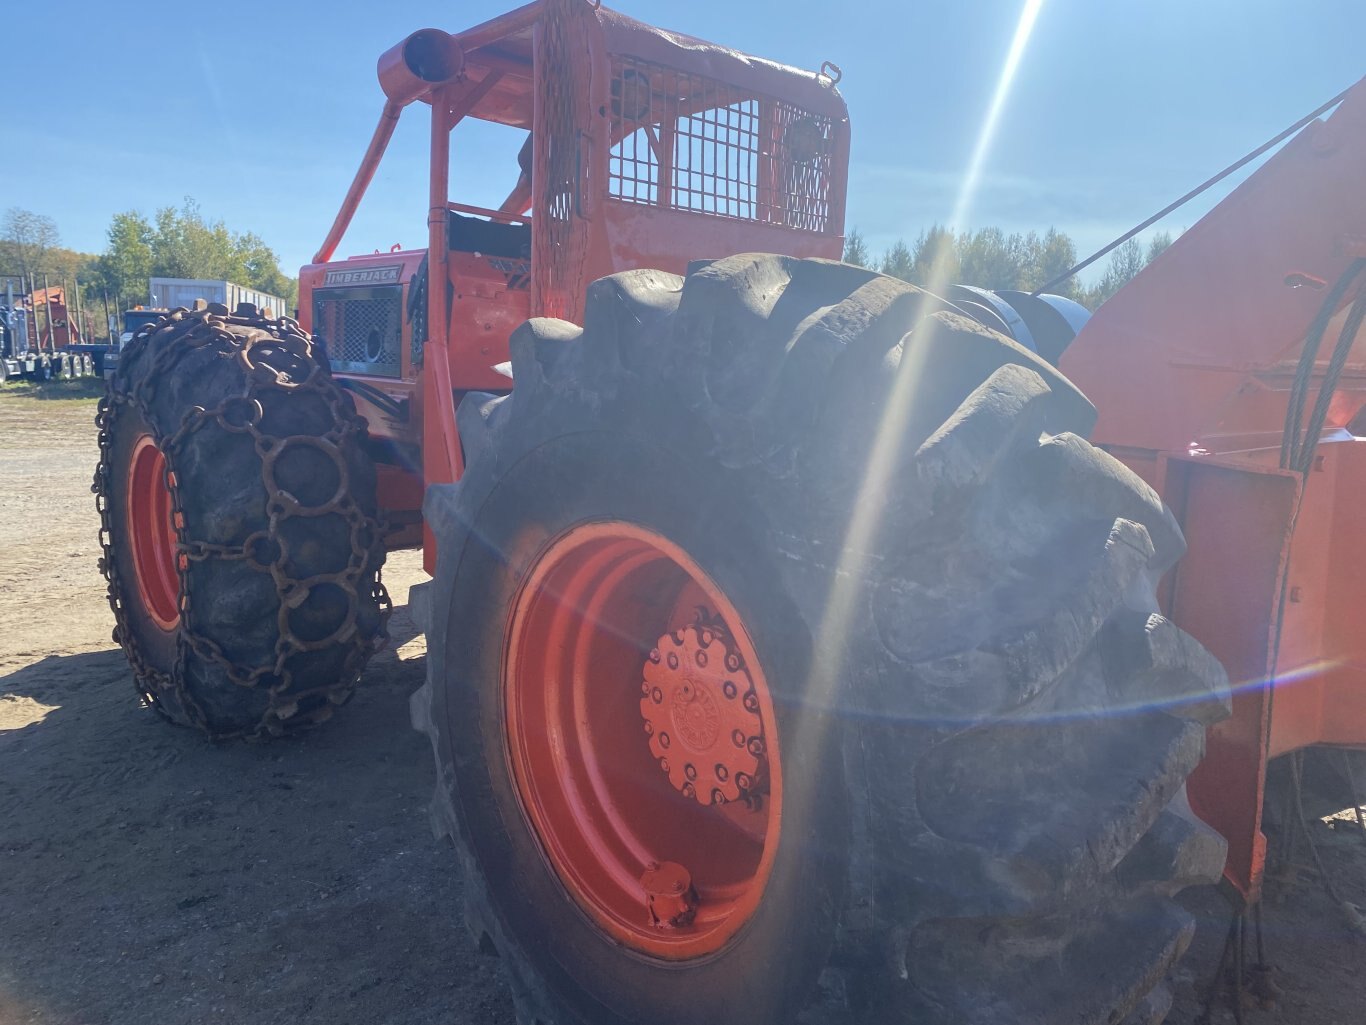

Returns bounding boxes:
[652,687,664,704]
[711,789,727,805]
[725,652,741,671]
[743,692,759,713]
[722,680,737,699]
[715,763,729,781]
[667,652,679,670]
[700,629,712,645]
[643,721,654,735]
[732,729,746,747]
[736,772,752,790]
[696,650,708,667]
[682,782,696,799]
[685,763,697,781]
[660,757,670,773]
[649,647,661,664]
[747,737,765,756]
[659,731,671,749]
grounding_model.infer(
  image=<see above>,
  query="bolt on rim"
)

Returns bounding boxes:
[503,521,783,959]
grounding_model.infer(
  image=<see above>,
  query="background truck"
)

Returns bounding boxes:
[100,306,170,379]
[28,283,109,378]
[0,280,82,382]
[0,286,50,382]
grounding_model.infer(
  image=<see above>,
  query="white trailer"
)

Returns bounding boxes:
[147,278,290,317]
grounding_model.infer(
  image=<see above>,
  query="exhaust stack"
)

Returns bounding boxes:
[377,29,466,108]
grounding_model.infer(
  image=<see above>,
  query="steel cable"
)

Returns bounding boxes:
[1280,258,1366,470]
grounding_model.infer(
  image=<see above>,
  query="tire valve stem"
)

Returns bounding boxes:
[640,861,699,929]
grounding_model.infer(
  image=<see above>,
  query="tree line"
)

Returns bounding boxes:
[842,225,1174,311]
[3,202,1170,342]
[1,203,297,338]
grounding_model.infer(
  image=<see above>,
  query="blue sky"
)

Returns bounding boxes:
[3,1,1363,283]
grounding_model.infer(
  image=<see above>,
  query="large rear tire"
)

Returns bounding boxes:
[96,303,391,739]
[415,256,1230,1023]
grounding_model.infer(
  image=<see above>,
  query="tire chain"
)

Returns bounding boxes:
[93,301,392,740]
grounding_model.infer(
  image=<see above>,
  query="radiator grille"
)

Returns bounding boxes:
[608,55,837,233]
[312,286,402,378]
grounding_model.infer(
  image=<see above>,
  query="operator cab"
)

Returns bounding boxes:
[445,133,533,260]
[297,0,849,470]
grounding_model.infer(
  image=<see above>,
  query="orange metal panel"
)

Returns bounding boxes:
[1298,439,1366,750]
[1163,455,1299,902]
[600,201,841,275]
[1062,76,1366,457]
[446,251,531,390]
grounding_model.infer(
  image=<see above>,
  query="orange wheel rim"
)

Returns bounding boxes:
[126,434,181,631]
[504,522,783,959]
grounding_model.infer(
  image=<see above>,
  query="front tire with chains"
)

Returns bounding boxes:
[415,256,1231,1024]
[95,302,391,739]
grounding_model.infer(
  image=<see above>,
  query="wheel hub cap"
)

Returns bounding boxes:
[641,618,766,806]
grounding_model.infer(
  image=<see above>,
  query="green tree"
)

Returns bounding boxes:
[1031,228,1079,298]
[0,207,60,282]
[1145,230,1174,265]
[880,238,915,281]
[842,227,870,268]
[909,226,958,288]
[97,211,155,306]
[1074,231,1179,309]
[236,231,296,306]
[150,199,244,281]
[94,198,298,310]
[828,219,1177,311]
[957,227,1029,291]
[1082,237,1146,309]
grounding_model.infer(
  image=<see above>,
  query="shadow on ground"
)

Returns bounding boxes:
[5,593,1366,1025]
[0,602,515,1025]
[1167,751,1366,1025]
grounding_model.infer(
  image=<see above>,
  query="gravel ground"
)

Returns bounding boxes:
[0,388,515,1025]
[1,386,1362,1025]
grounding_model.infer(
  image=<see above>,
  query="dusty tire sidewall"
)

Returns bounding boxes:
[438,430,848,1025]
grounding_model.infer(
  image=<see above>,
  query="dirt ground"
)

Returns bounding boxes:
[2,384,1363,1025]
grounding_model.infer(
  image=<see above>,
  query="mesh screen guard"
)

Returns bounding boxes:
[608,55,836,233]
[312,286,404,378]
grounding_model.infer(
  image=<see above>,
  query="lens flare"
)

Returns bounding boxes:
[924,0,1047,304]
[799,0,1050,733]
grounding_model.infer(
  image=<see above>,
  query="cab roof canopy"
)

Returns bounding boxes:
[427,1,846,130]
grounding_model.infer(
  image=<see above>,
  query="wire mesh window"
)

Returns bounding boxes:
[312,287,403,378]
[607,55,836,232]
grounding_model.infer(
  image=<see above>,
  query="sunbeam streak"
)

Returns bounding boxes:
[925,0,1047,305]
[952,0,1046,232]
[797,0,1050,735]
